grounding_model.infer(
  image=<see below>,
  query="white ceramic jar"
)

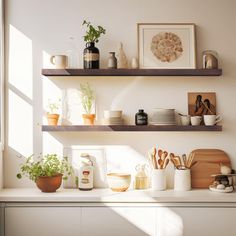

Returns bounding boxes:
[151,169,166,191]
[174,169,191,191]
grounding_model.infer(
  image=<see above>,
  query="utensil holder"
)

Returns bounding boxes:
[174,169,191,191]
[151,169,166,191]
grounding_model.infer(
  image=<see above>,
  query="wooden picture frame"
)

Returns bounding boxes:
[188,92,216,116]
[138,23,196,69]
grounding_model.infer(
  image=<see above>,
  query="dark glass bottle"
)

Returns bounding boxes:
[83,42,99,69]
[135,109,148,125]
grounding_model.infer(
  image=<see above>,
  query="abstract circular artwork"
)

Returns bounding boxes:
[151,32,183,63]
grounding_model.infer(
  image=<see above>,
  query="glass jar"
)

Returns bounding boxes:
[83,42,99,69]
[135,109,148,125]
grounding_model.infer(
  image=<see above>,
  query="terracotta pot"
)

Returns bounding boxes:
[82,114,95,125]
[36,174,62,192]
[47,113,59,125]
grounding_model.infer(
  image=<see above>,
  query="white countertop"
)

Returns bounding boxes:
[0,188,236,204]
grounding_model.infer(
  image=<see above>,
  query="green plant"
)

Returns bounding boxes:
[80,82,95,114]
[82,20,106,43]
[17,154,73,182]
[48,99,61,114]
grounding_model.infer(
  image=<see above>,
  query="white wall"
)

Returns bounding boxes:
[3,0,236,188]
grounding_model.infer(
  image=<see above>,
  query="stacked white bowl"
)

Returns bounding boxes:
[150,108,176,125]
[102,110,123,125]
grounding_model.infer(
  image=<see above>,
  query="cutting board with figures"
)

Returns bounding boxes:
[190,149,231,188]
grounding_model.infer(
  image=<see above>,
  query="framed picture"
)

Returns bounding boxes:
[138,23,196,69]
[63,146,107,189]
[188,92,216,116]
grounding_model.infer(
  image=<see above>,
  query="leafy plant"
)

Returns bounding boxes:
[82,20,106,43]
[17,154,73,182]
[80,82,95,114]
[48,99,61,114]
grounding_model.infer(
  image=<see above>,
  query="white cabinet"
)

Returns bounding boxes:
[81,207,156,236]
[3,205,236,236]
[155,207,236,236]
[5,206,81,236]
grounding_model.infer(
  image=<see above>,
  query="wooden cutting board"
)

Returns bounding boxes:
[190,149,231,188]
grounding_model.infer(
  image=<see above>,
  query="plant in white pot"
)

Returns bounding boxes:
[47,99,61,125]
[80,82,96,125]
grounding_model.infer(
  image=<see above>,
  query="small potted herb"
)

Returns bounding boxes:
[17,154,73,192]
[82,20,106,69]
[80,82,96,125]
[47,99,61,125]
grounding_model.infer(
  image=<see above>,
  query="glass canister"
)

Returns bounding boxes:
[134,164,150,189]
[83,42,99,69]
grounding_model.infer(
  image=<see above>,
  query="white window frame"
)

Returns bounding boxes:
[0,0,4,151]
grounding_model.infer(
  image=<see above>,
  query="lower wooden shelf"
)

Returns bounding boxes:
[42,125,222,132]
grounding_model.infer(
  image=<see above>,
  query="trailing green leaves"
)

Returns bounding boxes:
[82,20,106,43]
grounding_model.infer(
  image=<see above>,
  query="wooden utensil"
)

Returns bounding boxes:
[163,158,169,169]
[190,149,231,188]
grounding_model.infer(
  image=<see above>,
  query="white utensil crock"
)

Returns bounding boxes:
[174,169,191,191]
[151,169,166,191]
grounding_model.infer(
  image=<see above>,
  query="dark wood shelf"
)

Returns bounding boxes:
[42,68,222,77]
[42,125,222,132]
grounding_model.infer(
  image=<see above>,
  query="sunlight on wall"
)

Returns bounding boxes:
[43,132,63,155]
[8,90,33,156]
[43,50,53,68]
[8,25,32,99]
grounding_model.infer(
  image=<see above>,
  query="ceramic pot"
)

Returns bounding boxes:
[47,113,59,125]
[36,174,62,192]
[82,114,96,125]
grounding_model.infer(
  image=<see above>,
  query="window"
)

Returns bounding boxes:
[0,0,4,149]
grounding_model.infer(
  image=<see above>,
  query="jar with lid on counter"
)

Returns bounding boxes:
[78,153,94,191]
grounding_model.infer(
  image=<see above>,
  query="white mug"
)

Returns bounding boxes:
[180,115,191,126]
[151,169,166,191]
[174,169,191,191]
[190,116,202,126]
[204,115,222,126]
[50,55,68,69]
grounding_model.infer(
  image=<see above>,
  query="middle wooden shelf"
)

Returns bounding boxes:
[42,125,222,132]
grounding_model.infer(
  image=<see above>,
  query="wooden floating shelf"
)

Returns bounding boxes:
[42,68,222,77]
[42,125,222,132]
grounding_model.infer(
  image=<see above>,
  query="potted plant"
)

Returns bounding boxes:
[82,20,106,69]
[80,82,96,125]
[17,154,73,192]
[47,99,61,125]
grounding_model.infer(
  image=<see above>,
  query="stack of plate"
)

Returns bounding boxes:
[150,108,176,125]
[102,110,123,125]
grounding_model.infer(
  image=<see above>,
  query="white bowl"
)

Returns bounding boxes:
[107,173,131,192]
[104,110,122,119]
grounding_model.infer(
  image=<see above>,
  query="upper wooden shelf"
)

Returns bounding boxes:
[42,68,222,77]
[42,125,222,132]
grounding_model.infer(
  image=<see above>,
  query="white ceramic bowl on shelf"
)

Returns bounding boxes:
[104,110,122,119]
[107,173,131,192]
